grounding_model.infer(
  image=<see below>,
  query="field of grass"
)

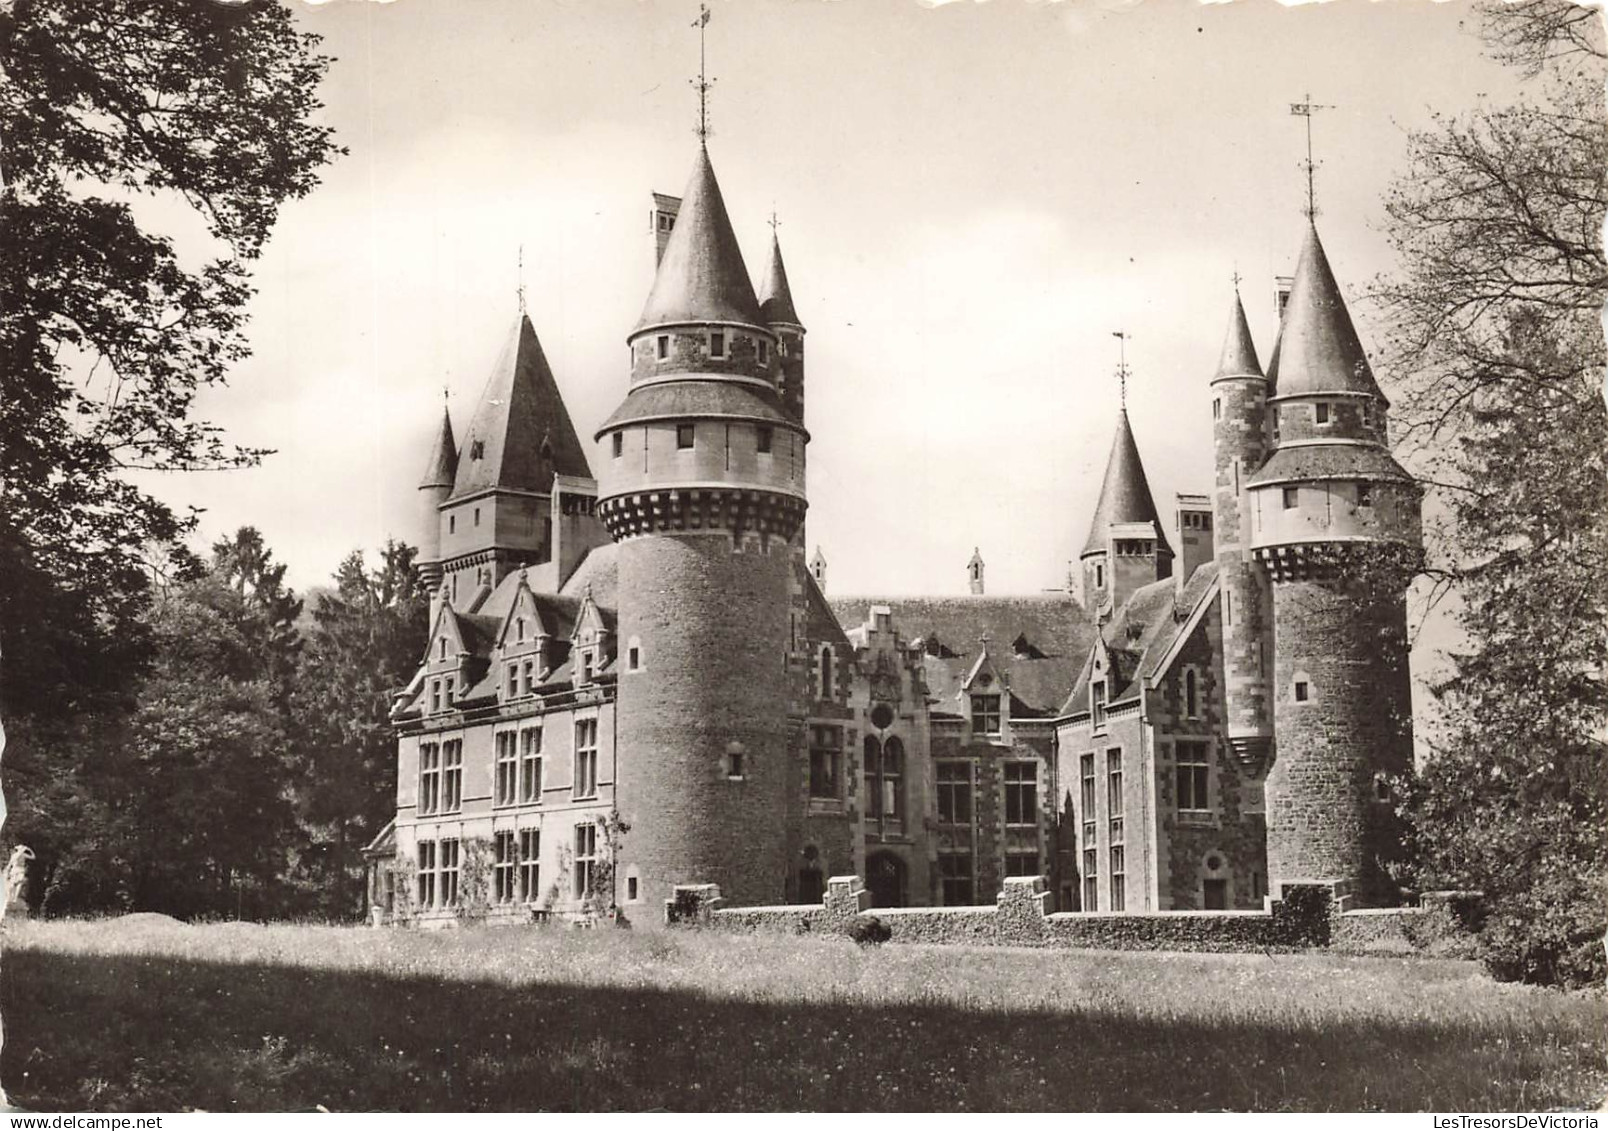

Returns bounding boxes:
[1,915,1604,1112]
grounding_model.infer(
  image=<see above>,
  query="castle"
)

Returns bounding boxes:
[364,126,1422,924]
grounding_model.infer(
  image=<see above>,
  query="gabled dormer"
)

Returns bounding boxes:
[495,574,554,703]
[423,603,471,716]
[569,590,616,688]
[959,641,1009,743]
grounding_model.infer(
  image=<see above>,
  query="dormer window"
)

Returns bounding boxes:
[1092,680,1108,730]
[757,425,773,454]
[656,335,669,360]
[581,650,595,683]
[676,423,695,449]
[1316,403,1331,425]
[970,693,1001,736]
[438,637,448,660]
[469,440,485,460]
[709,331,726,359]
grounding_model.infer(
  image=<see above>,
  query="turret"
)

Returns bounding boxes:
[967,547,985,596]
[1209,291,1276,771]
[1079,409,1173,616]
[1246,223,1423,906]
[418,406,457,622]
[595,142,807,911]
[758,230,806,424]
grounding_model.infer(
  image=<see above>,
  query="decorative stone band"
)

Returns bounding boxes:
[1253,540,1423,583]
[598,486,807,542]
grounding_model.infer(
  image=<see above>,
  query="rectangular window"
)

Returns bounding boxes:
[757,425,773,454]
[520,727,543,803]
[430,680,442,713]
[1005,851,1040,879]
[494,731,518,807]
[612,432,624,458]
[445,675,456,706]
[656,335,669,360]
[439,838,460,907]
[628,645,640,671]
[1357,482,1373,508]
[1110,846,1126,912]
[1282,486,1299,509]
[938,852,973,905]
[1295,679,1310,702]
[1107,748,1124,845]
[416,840,436,907]
[758,339,769,365]
[1316,402,1330,424]
[970,693,1001,736]
[936,761,973,824]
[441,740,463,813]
[519,829,541,902]
[1004,762,1037,826]
[574,718,599,798]
[522,660,535,696]
[1082,847,1098,912]
[574,823,598,899]
[1080,753,1097,842]
[1212,398,1221,420]
[1361,401,1373,427]
[1091,681,1107,730]
[676,423,695,450]
[808,725,840,799]
[709,331,726,359]
[506,665,518,700]
[418,743,441,816]
[1176,741,1210,812]
[493,831,516,903]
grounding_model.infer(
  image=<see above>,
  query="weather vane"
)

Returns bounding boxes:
[1112,330,1132,409]
[1231,267,1243,291]
[516,244,526,314]
[768,209,781,234]
[692,4,714,142]
[1290,93,1334,221]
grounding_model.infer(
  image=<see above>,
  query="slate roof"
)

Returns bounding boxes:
[1246,442,1416,488]
[1061,561,1220,715]
[596,378,798,436]
[1082,409,1170,557]
[420,406,458,489]
[828,595,1095,717]
[757,232,802,327]
[1266,223,1386,403]
[1213,292,1263,382]
[451,315,593,499]
[635,145,764,332]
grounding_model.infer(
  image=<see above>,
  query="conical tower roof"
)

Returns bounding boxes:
[757,231,802,327]
[420,405,458,489]
[1266,224,1383,400]
[1213,292,1263,381]
[450,314,593,499]
[635,146,763,332]
[1081,409,1166,556]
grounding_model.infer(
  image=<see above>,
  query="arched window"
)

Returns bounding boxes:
[883,737,905,820]
[864,736,882,817]
[819,646,833,701]
[1185,669,1199,718]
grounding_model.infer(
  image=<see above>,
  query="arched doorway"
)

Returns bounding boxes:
[866,851,906,908]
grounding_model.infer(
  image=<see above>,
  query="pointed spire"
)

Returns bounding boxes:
[758,229,801,327]
[451,314,592,499]
[420,404,458,489]
[1081,410,1166,556]
[635,146,763,332]
[1266,223,1383,400]
[1214,291,1263,381]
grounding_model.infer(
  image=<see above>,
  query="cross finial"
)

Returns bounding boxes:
[692,4,714,143]
[516,245,526,314]
[1290,93,1334,221]
[1111,330,1131,410]
[768,210,781,234]
[1231,267,1243,291]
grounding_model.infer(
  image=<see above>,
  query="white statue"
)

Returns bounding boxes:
[5,845,35,912]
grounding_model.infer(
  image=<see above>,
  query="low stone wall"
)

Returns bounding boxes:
[670,875,1398,953]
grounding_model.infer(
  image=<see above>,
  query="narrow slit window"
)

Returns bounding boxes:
[656,335,669,360]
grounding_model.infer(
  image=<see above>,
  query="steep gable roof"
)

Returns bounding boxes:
[1081,409,1168,556]
[450,314,593,500]
[1266,223,1385,402]
[635,145,764,332]
[757,231,802,327]
[1213,292,1263,382]
[420,406,458,488]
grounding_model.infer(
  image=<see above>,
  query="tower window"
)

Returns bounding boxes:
[1357,482,1374,508]
[758,339,769,365]
[1282,486,1299,509]
[1213,399,1221,420]
[1361,401,1373,427]
[449,515,456,534]
[709,331,726,359]
[676,423,695,449]
[474,507,481,527]
[757,426,773,454]
[612,432,624,459]
[1095,562,1105,589]
[628,646,640,671]
[1294,678,1310,703]
[470,440,485,460]
[656,335,669,360]
[1316,403,1331,425]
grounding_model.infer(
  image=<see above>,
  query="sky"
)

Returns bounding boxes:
[137,0,1526,698]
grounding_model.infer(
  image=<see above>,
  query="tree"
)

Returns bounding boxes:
[0,0,339,716]
[291,543,428,918]
[1377,0,1607,985]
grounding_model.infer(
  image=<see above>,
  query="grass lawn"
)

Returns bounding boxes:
[1,916,1603,1112]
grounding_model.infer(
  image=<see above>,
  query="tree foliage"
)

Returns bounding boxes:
[1378,0,1607,986]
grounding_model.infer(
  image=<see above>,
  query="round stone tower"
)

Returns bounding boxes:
[1247,223,1423,906]
[1210,293,1276,772]
[595,143,808,912]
